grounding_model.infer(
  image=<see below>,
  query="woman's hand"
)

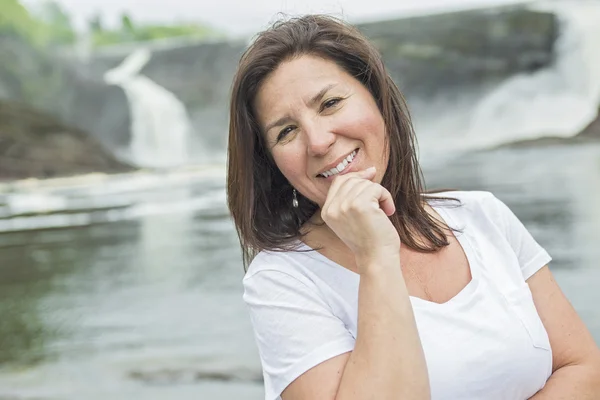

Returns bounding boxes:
[320,167,400,269]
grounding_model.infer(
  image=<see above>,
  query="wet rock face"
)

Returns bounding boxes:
[0,101,133,181]
[359,7,557,97]
[0,34,132,154]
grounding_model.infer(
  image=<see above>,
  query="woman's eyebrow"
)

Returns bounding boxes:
[265,115,293,133]
[264,83,338,133]
[307,83,337,108]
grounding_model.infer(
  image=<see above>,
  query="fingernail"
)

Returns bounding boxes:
[365,167,376,174]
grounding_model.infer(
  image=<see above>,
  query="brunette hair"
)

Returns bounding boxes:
[228,15,451,268]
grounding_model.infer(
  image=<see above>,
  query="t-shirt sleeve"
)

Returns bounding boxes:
[485,193,552,280]
[243,268,355,400]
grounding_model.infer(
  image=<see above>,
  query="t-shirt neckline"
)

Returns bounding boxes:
[296,203,481,309]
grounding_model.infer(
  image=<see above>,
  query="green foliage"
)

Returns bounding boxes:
[88,12,104,33]
[90,13,223,47]
[121,13,134,33]
[0,0,44,42]
[35,0,77,45]
[0,1,223,48]
[0,0,76,46]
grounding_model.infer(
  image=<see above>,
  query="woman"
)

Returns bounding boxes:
[227,15,600,400]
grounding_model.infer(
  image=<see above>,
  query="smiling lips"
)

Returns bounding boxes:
[318,149,358,178]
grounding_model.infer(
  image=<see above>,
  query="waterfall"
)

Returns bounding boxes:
[104,48,192,168]
[464,0,600,148]
[412,0,600,167]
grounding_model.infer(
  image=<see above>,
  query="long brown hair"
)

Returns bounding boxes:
[228,15,452,268]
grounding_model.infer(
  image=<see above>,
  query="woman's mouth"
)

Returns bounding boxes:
[317,149,359,179]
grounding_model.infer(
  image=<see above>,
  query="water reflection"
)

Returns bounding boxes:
[0,263,54,366]
[0,220,142,369]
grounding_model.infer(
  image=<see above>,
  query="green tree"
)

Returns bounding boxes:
[0,0,44,42]
[91,20,224,47]
[1,0,225,48]
[0,0,76,46]
[88,12,104,33]
[36,0,76,45]
[121,13,134,33]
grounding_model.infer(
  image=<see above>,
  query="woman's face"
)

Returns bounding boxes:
[254,54,388,207]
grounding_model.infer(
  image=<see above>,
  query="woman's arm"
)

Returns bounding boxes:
[282,168,430,400]
[336,253,429,399]
[528,266,600,399]
[282,253,429,400]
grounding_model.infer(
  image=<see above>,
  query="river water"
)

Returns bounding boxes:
[0,141,599,399]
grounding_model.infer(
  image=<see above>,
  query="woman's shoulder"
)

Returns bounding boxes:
[244,244,315,283]
[427,189,510,208]
[425,189,496,205]
[425,190,512,226]
[242,246,333,309]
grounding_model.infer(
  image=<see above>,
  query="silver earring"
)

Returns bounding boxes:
[292,189,299,208]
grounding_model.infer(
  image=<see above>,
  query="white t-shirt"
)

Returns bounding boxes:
[243,191,553,400]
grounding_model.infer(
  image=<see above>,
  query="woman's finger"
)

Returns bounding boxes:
[325,167,377,205]
[341,181,396,217]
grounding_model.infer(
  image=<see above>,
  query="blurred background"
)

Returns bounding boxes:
[0,0,599,398]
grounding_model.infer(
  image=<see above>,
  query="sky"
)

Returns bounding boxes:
[23,0,532,36]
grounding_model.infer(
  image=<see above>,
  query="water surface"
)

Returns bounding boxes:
[0,143,599,399]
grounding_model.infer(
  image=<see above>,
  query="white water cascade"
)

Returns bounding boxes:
[465,0,600,148]
[413,0,600,166]
[104,48,192,168]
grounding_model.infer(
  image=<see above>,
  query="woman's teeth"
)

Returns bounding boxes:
[320,150,357,178]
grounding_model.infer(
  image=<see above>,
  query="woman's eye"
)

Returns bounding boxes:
[277,126,295,141]
[321,98,341,111]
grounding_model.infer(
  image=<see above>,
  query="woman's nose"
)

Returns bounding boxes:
[305,126,335,157]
